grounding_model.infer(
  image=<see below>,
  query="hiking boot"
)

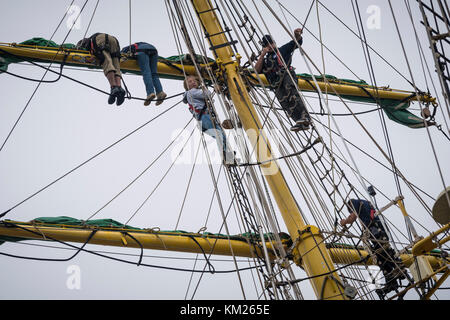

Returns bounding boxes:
[375,279,398,299]
[144,93,156,106]
[108,86,119,105]
[116,87,126,106]
[155,91,167,106]
[290,118,310,132]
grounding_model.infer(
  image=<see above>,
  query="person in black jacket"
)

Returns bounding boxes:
[341,199,406,298]
[254,28,310,132]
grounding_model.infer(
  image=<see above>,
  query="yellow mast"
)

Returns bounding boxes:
[189,0,347,300]
[0,220,446,270]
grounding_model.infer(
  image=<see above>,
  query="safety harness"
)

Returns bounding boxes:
[263,50,295,88]
[188,103,206,117]
[129,43,157,57]
[88,33,121,65]
[188,98,217,131]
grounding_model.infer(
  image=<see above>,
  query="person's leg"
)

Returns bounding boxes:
[102,51,115,82]
[106,70,116,87]
[111,57,125,106]
[111,47,125,106]
[114,75,121,87]
[114,73,125,106]
[106,70,118,105]
[276,72,310,131]
[201,113,216,138]
[372,236,401,298]
[109,36,122,84]
[94,35,123,106]
[149,52,162,94]
[102,51,120,105]
[137,52,154,97]
[148,50,167,106]
[201,114,233,163]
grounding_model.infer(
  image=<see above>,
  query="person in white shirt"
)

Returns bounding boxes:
[183,75,235,164]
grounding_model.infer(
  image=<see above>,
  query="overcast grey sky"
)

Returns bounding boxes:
[0,0,449,300]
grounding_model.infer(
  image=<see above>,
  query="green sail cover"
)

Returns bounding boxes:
[0,37,76,72]
[298,73,429,129]
[17,37,76,49]
[163,53,215,65]
[343,95,427,129]
[32,216,140,230]
[0,216,140,245]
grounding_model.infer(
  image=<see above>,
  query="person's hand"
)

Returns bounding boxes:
[262,46,272,55]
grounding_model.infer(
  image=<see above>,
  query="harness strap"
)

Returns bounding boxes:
[130,43,157,56]
[188,103,206,115]
[370,208,376,220]
[89,33,121,63]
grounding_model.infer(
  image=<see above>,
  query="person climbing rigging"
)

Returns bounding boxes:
[183,75,235,164]
[76,33,126,106]
[121,42,167,106]
[340,198,406,298]
[254,28,311,132]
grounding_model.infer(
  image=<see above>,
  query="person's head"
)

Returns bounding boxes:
[76,38,90,50]
[261,34,277,52]
[346,200,356,213]
[184,75,200,90]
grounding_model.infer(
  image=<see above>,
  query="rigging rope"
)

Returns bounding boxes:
[388,0,449,206]
[254,0,431,299]
[0,100,182,219]
[0,0,89,154]
[171,0,308,298]
[2,0,447,301]
[124,125,197,226]
[84,117,194,222]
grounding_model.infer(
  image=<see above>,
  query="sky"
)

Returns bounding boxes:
[0,0,449,300]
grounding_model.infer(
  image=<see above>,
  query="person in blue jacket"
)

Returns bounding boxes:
[254,28,310,132]
[121,42,167,106]
[340,199,406,298]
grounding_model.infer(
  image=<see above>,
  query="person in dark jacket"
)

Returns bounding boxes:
[340,199,405,297]
[254,28,310,132]
[77,33,126,106]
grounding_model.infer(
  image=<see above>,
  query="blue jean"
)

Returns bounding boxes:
[200,113,229,154]
[136,43,163,95]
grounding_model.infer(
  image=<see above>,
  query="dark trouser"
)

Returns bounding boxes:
[369,226,398,279]
[274,69,308,122]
